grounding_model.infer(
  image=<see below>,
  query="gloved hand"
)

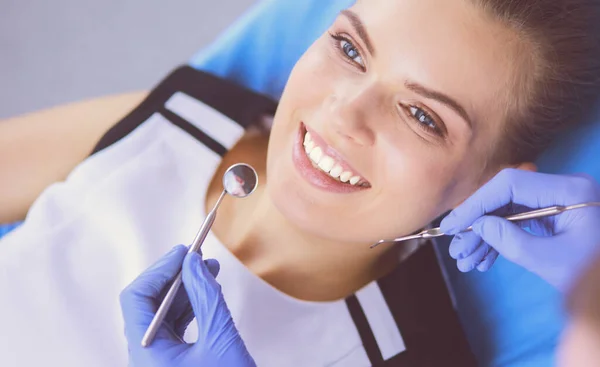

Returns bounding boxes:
[440,168,600,291]
[120,245,256,367]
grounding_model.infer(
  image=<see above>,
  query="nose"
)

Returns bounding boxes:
[325,82,380,147]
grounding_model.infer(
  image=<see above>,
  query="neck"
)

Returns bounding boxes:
[228,185,401,301]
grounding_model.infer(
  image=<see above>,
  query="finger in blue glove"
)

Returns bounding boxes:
[440,168,600,290]
[120,246,256,367]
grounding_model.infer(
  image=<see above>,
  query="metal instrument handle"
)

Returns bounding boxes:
[372,202,600,248]
[141,192,225,347]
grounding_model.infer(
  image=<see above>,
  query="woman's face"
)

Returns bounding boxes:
[267,0,528,244]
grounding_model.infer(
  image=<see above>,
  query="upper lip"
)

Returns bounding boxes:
[303,123,370,183]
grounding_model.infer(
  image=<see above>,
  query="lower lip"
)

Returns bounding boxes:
[292,124,369,194]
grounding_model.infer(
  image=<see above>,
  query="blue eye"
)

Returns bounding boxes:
[330,33,365,68]
[409,106,442,135]
[340,39,364,66]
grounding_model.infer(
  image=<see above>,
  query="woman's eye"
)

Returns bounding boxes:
[340,39,364,66]
[330,33,365,69]
[409,106,443,136]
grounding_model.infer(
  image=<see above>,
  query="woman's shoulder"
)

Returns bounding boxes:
[92,66,277,156]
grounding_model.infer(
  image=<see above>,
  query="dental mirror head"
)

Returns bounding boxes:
[222,163,258,198]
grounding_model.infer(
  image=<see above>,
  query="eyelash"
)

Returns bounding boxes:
[329,32,365,71]
[405,105,445,137]
[328,32,445,138]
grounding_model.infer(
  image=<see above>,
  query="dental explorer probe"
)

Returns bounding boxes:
[372,201,600,248]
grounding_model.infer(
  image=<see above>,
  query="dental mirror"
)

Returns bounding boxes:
[223,163,258,198]
[142,163,258,348]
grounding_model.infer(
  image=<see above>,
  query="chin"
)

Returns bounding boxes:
[267,176,321,231]
[265,179,378,245]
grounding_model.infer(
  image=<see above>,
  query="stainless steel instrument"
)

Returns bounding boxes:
[371,202,600,249]
[141,163,258,347]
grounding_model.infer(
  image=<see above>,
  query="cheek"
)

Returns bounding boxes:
[268,40,344,172]
[381,140,463,216]
[281,40,340,109]
[381,127,494,215]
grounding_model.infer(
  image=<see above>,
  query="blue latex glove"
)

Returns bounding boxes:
[440,168,600,291]
[120,245,256,367]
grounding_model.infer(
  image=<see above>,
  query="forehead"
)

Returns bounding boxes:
[350,0,521,127]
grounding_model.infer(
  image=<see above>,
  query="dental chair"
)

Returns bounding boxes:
[3,0,600,365]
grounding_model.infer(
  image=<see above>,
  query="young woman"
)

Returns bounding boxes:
[1,0,600,365]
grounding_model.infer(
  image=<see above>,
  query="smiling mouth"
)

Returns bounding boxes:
[300,124,371,188]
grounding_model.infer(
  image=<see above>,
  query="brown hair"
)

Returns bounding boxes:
[568,257,600,328]
[472,0,600,165]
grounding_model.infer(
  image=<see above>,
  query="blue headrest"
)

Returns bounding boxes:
[190,0,356,100]
[190,1,600,366]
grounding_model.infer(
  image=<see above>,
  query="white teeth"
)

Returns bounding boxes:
[304,132,311,145]
[303,131,366,186]
[318,156,335,172]
[304,140,314,153]
[309,146,323,164]
[329,165,343,178]
[340,171,352,183]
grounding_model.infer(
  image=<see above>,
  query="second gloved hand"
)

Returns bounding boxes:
[120,245,256,367]
[440,169,600,291]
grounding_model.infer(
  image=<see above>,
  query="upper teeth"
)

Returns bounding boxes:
[303,131,363,186]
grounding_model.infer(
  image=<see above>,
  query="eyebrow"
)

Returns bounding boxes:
[341,10,376,56]
[405,81,473,129]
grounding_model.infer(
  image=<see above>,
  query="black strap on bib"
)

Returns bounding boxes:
[92,66,277,155]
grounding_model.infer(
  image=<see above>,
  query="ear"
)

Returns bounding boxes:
[515,161,537,172]
[478,162,537,187]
